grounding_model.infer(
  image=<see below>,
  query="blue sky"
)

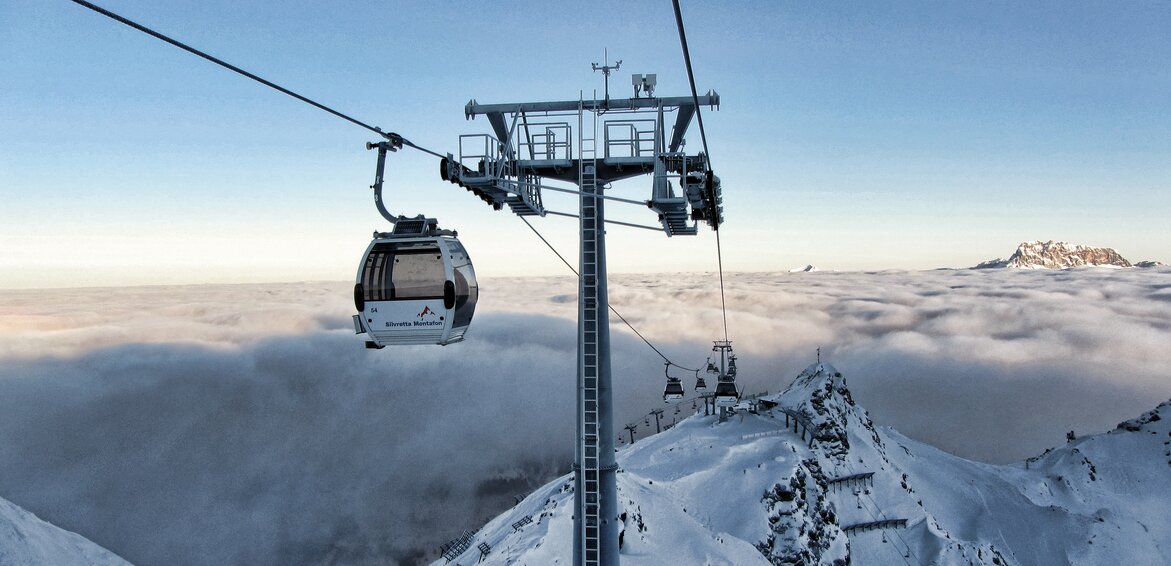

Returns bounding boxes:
[2,1,1168,288]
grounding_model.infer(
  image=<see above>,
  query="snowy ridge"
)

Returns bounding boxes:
[975,240,1132,269]
[764,365,1007,565]
[0,495,130,565]
[435,364,1171,565]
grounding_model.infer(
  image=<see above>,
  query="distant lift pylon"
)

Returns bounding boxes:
[712,341,740,408]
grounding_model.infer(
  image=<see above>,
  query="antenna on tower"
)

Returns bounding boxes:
[591,49,622,106]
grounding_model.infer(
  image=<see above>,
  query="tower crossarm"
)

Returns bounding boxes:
[465,93,719,121]
[455,92,721,232]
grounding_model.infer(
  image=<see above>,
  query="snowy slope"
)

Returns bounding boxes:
[435,364,1171,565]
[0,495,131,566]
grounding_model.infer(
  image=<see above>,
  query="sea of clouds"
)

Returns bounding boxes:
[1,267,1168,564]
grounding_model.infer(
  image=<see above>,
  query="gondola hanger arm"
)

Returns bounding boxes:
[367,137,405,225]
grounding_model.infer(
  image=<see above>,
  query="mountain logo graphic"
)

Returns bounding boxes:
[417,306,436,319]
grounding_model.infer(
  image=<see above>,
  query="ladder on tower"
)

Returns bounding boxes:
[578,102,602,566]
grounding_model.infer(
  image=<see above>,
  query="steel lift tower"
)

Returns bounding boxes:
[445,70,721,565]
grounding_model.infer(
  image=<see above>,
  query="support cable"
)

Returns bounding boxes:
[543,210,663,232]
[519,216,700,373]
[72,0,722,372]
[857,491,917,566]
[71,0,670,211]
[715,230,730,343]
[672,0,730,343]
[68,0,446,159]
[671,0,711,165]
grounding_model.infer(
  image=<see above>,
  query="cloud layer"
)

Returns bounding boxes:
[0,267,1168,564]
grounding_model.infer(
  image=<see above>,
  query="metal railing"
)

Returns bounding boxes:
[603,119,657,158]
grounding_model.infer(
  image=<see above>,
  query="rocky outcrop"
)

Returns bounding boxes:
[757,458,848,565]
[777,363,884,464]
[975,240,1132,269]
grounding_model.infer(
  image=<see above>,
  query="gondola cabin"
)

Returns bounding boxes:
[714,380,739,407]
[663,377,685,402]
[352,219,477,347]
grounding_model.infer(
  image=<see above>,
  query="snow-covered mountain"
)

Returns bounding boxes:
[788,265,820,273]
[436,364,1171,565]
[0,495,130,565]
[975,240,1132,269]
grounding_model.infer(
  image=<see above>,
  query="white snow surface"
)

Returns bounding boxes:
[0,495,130,566]
[437,364,1171,565]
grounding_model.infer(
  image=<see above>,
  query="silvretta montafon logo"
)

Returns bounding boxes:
[411,305,442,327]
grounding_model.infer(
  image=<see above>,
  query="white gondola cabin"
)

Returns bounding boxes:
[663,363,685,401]
[663,377,685,402]
[710,342,739,407]
[352,218,477,347]
[714,380,739,407]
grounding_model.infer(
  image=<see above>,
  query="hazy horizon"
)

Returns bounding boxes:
[4,2,1169,288]
[3,256,1166,291]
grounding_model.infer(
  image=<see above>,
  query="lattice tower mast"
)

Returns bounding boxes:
[447,70,721,566]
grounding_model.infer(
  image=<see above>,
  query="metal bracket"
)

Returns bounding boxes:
[366,138,404,225]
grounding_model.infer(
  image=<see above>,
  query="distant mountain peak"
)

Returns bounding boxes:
[975,240,1132,269]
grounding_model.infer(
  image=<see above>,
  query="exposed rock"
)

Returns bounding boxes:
[778,363,884,463]
[975,240,1132,269]
[1115,400,1169,432]
[757,458,848,565]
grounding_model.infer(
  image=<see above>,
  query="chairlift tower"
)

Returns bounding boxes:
[448,66,721,566]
